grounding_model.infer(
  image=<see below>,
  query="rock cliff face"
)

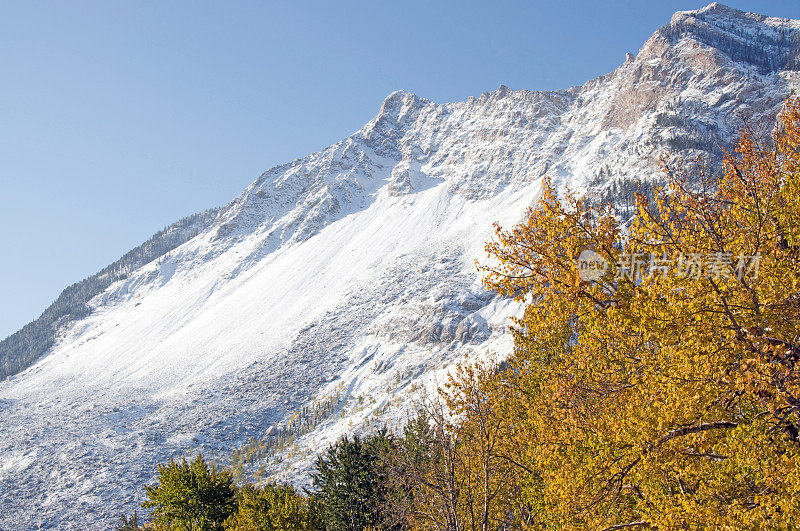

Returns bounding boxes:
[1,4,799,528]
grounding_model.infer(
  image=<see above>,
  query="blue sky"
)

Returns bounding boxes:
[1,0,799,340]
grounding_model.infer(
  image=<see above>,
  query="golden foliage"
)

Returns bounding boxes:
[469,99,800,529]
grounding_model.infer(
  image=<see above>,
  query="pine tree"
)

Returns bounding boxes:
[115,511,141,530]
[310,431,395,531]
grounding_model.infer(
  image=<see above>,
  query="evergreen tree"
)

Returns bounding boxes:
[115,511,141,530]
[310,430,396,530]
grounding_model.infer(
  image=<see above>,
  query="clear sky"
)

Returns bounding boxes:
[1,0,799,340]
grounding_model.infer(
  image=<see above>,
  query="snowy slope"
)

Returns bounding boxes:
[2,3,800,528]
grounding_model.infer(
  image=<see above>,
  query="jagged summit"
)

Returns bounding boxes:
[1,4,799,528]
[376,89,427,116]
[676,2,789,22]
[663,2,800,72]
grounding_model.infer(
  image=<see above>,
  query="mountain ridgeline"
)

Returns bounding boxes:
[0,209,219,380]
[664,3,800,73]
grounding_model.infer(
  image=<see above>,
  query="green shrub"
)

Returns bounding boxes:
[142,454,236,530]
[224,482,321,530]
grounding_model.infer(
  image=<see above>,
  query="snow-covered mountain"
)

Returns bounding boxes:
[2,3,800,528]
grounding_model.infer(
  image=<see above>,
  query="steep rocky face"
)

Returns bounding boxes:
[665,2,800,73]
[1,4,799,529]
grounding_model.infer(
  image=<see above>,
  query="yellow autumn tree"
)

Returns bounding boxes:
[476,99,800,529]
[223,482,320,530]
[384,369,520,531]
[442,363,525,530]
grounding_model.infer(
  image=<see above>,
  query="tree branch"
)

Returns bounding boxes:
[600,521,652,530]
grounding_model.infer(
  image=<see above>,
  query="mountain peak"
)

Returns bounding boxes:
[378,89,422,115]
[695,2,739,16]
[672,2,758,25]
[660,2,800,73]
